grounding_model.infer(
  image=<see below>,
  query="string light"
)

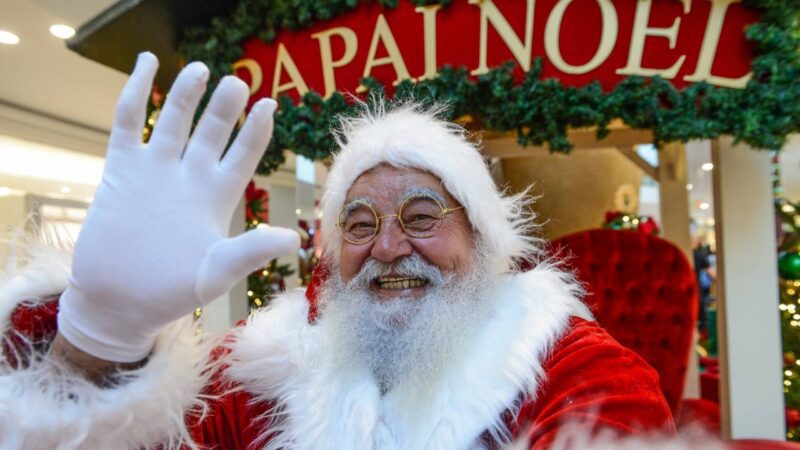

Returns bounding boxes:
[247,290,254,297]
[254,298,262,306]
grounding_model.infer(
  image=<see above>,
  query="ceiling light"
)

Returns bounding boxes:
[699,202,710,210]
[295,208,302,215]
[49,24,75,40]
[0,30,20,45]
[60,186,71,194]
[701,163,714,171]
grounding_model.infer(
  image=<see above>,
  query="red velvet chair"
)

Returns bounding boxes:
[548,229,800,448]
[549,229,698,416]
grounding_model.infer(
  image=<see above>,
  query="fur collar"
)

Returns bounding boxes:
[225,264,591,450]
[0,230,72,333]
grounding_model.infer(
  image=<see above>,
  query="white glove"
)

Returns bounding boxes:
[57,52,300,362]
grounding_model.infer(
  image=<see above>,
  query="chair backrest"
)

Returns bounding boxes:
[549,229,698,414]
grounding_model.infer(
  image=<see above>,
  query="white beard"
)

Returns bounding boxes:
[317,249,497,395]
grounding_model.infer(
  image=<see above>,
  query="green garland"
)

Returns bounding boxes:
[179,0,800,175]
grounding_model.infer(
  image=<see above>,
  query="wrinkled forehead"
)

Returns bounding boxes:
[343,164,458,208]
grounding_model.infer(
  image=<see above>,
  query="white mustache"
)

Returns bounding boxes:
[346,254,446,291]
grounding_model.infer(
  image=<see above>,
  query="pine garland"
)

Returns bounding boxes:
[179,0,800,175]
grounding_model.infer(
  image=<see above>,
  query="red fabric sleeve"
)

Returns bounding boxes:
[517,317,676,449]
[2,297,59,368]
[187,373,272,450]
[3,299,271,450]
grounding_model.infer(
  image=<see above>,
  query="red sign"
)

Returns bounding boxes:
[234,0,758,106]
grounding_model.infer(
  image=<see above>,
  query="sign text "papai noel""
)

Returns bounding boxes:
[233,0,758,103]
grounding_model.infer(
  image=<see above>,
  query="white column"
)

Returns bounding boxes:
[201,197,249,332]
[267,173,301,289]
[712,137,785,439]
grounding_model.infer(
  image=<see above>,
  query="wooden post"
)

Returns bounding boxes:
[657,142,692,258]
[712,137,785,439]
[655,142,699,399]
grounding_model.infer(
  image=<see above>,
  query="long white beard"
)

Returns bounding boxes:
[318,250,497,395]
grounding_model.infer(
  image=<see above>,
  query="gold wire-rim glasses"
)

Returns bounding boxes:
[337,193,464,245]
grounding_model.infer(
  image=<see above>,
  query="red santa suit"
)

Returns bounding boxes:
[0,98,673,450]
[1,252,673,450]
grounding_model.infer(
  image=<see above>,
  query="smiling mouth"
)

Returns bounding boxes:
[375,276,429,290]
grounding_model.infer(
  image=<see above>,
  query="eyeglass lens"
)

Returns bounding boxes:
[339,195,446,243]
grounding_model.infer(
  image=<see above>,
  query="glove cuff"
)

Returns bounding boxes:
[57,289,156,363]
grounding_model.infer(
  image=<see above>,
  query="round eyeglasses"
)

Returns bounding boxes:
[337,193,464,245]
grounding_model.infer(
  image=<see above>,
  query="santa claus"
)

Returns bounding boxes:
[0,53,676,449]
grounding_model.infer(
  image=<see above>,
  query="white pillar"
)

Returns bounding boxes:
[712,137,785,439]
[201,197,249,332]
[267,170,301,289]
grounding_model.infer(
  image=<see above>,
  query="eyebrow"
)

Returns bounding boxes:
[341,197,372,217]
[399,187,447,207]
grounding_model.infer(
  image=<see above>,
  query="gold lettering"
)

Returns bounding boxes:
[683,0,751,89]
[312,27,358,98]
[232,58,263,95]
[544,0,619,75]
[271,43,310,98]
[416,5,442,81]
[356,14,413,93]
[469,0,535,75]
[617,0,690,79]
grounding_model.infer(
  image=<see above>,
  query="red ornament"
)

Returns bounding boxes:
[150,86,165,107]
[604,211,623,223]
[787,408,800,428]
[638,217,660,236]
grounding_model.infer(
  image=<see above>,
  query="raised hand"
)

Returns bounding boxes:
[57,53,300,363]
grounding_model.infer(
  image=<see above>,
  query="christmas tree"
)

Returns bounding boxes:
[777,197,800,440]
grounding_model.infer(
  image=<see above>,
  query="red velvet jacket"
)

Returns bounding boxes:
[6,287,674,449]
[186,317,674,449]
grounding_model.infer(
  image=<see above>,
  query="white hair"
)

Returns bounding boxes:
[320,100,541,273]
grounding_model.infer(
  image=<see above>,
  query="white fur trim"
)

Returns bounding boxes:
[0,227,72,333]
[225,264,591,449]
[320,104,539,272]
[0,227,215,449]
[0,318,214,450]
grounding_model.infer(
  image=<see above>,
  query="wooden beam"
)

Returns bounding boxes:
[480,123,654,159]
[617,145,658,180]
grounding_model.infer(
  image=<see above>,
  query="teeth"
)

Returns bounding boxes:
[378,277,426,289]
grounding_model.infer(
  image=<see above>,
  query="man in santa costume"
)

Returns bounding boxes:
[0,53,675,449]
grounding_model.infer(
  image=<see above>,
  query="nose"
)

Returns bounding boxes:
[370,216,413,263]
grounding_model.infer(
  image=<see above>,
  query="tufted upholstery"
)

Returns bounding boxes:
[549,229,698,414]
